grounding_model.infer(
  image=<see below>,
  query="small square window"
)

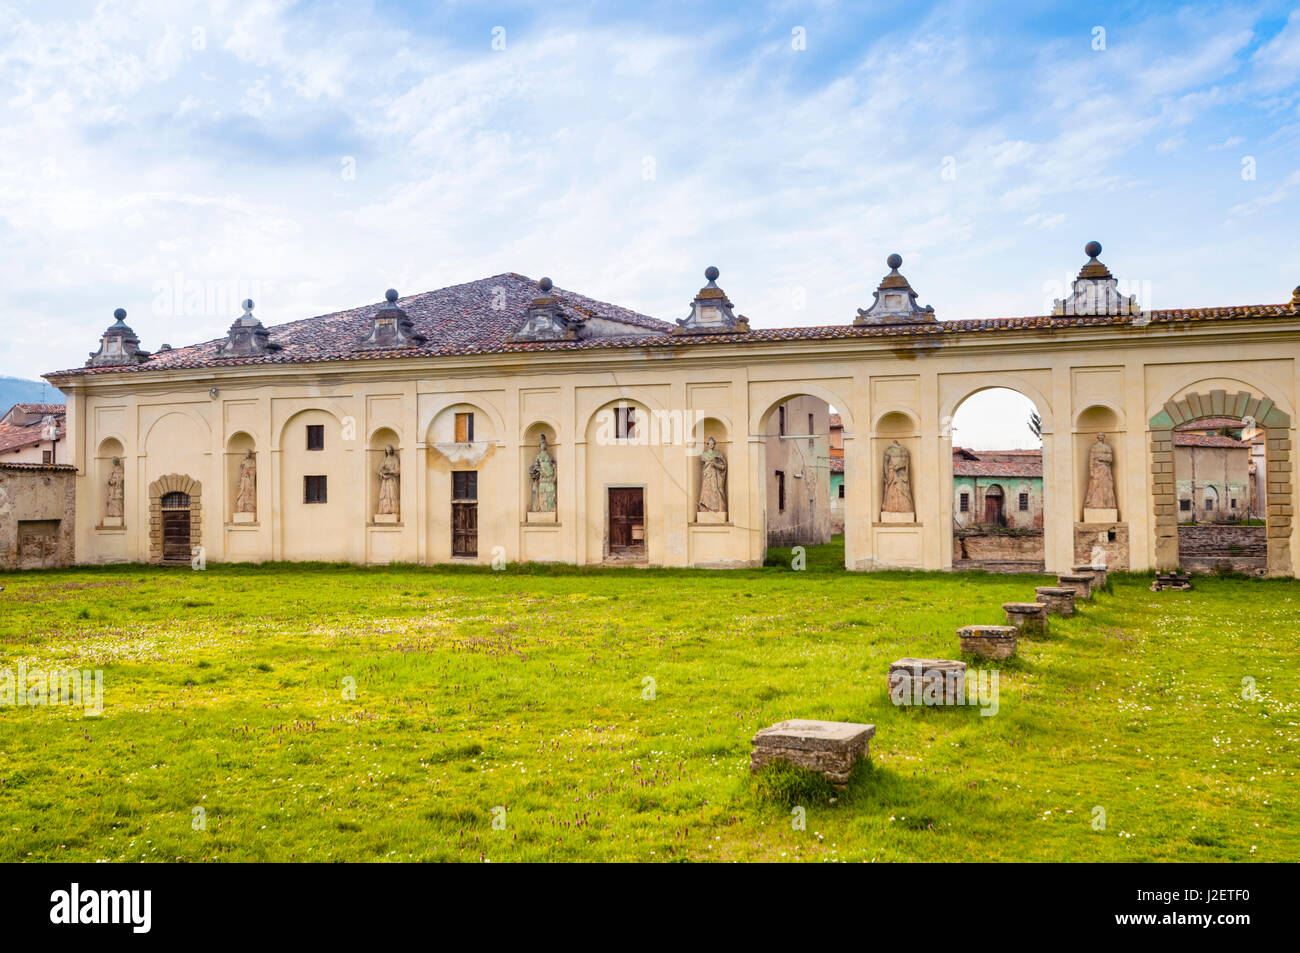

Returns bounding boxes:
[1018,492,1029,511]
[1205,498,1215,511]
[42,450,52,464]
[615,406,636,440]
[304,475,327,503]
[960,492,970,513]
[452,471,477,501]
[306,425,324,451]
[1180,499,1191,511]
[455,412,475,443]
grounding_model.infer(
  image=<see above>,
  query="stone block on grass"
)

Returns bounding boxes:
[957,624,1018,659]
[887,658,967,705]
[1003,601,1048,638]
[1035,586,1077,617]
[750,719,875,787]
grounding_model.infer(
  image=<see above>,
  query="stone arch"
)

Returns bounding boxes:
[1148,386,1292,575]
[871,407,920,435]
[749,384,854,436]
[147,473,202,563]
[941,377,1054,434]
[143,408,212,448]
[277,405,350,450]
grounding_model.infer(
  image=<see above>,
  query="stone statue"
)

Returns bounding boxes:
[235,450,257,514]
[105,456,124,518]
[1084,433,1117,510]
[377,445,400,516]
[881,440,914,513]
[698,436,728,513]
[529,434,557,512]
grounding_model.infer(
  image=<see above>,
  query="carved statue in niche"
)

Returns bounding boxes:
[529,434,557,512]
[881,439,914,513]
[698,436,728,514]
[1083,433,1117,511]
[235,450,257,515]
[377,445,400,516]
[105,456,124,518]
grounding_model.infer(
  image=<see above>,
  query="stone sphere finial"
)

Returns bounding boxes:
[887,253,903,270]
[705,266,720,282]
[1085,241,1102,258]
[538,277,553,293]
[241,298,255,313]
[385,288,399,304]
[113,307,127,321]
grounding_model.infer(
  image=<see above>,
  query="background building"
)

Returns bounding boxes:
[0,403,67,465]
[1173,417,1252,522]
[764,396,832,547]
[829,413,845,534]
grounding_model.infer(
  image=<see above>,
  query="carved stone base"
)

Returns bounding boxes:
[373,513,399,524]
[879,511,915,524]
[232,512,255,524]
[750,719,875,787]
[102,516,123,527]
[695,511,727,524]
[1083,508,1118,523]
[526,510,557,523]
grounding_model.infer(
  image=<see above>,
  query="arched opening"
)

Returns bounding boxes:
[427,403,499,561]
[760,395,834,553]
[160,492,191,564]
[951,387,1045,572]
[584,398,658,563]
[1151,386,1292,577]
[96,437,126,527]
[368,427,402,524]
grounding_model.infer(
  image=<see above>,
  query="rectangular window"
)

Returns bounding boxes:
[776,470,786,512]
[960,492,970,513]
[838,484,845,499]
[1180,499,1191,511]
[455,412,474,443]
[1205,498,1215,511]
[615,406,636,440]
[304,475,327,504]
[306,425,324,451]
[452,471,478,501]
[1018,492,1029,511]
[42,450,52,464]
[778,406,786,436]
[1231,499,1237,509]
[808,413,815,448]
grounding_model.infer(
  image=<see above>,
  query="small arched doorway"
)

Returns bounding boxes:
[161,491,192,563]
[983,484,1005,526]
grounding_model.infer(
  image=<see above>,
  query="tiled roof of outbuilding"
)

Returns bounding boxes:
[952,448,1043,478]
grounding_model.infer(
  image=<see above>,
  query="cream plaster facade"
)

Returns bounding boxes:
[45,257,1300,576]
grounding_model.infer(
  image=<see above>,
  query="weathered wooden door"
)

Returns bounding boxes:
[608,487,645,554]
[161,491,191,563]
[983,485,1004,526]
[451,471,478,556]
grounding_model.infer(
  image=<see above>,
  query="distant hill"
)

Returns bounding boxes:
[0,376,65,412]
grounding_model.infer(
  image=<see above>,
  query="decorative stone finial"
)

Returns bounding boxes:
[217,298,280,357]
[1291,285,1300,309]
[854,254,936,325]
[675,265,749,335]
[509,276,584,342]
[86,307,151,367]
[358,287,426,350]
[1053,240,1139,316]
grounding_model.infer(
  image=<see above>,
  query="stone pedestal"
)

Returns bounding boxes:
[526,510,557,523]
[1035,586,1076,616]
[887,658,967,706]
[373,513,399,524]
[1056,573,1093,600]
[750,719,875,787]
[1002,602,1048,638]
[957,624,1018,659]
[1083,508,1118,523]
[695,511,727,524]
[879,511,915,524]
[1072,565,1108,592]
[232,512,255,524]
[102,516,123,528]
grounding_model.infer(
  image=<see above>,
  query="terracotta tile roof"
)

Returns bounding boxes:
[952,448,1043,478]
[829,413,842,428]
[44,275,1300,380]
[1174,433,1250,448]
[0,461,75,471]
[1174,417,1245,431]
[0,405,65,454]
[829,456,844,473]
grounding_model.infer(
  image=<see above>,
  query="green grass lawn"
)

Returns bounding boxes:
[1,539,1295,862]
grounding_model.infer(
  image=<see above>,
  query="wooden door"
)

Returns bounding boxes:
[983,486,1004,526]
[452,503,477,556]
[161,491,191,563]
[608,488,645,553]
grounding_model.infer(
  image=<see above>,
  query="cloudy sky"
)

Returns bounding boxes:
[2,0,1298,430]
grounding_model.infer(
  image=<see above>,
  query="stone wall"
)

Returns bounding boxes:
[953,530,1044,571]
[1073,522,1130,571]
[1177,524,1267,573]
[0,464,76,569]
